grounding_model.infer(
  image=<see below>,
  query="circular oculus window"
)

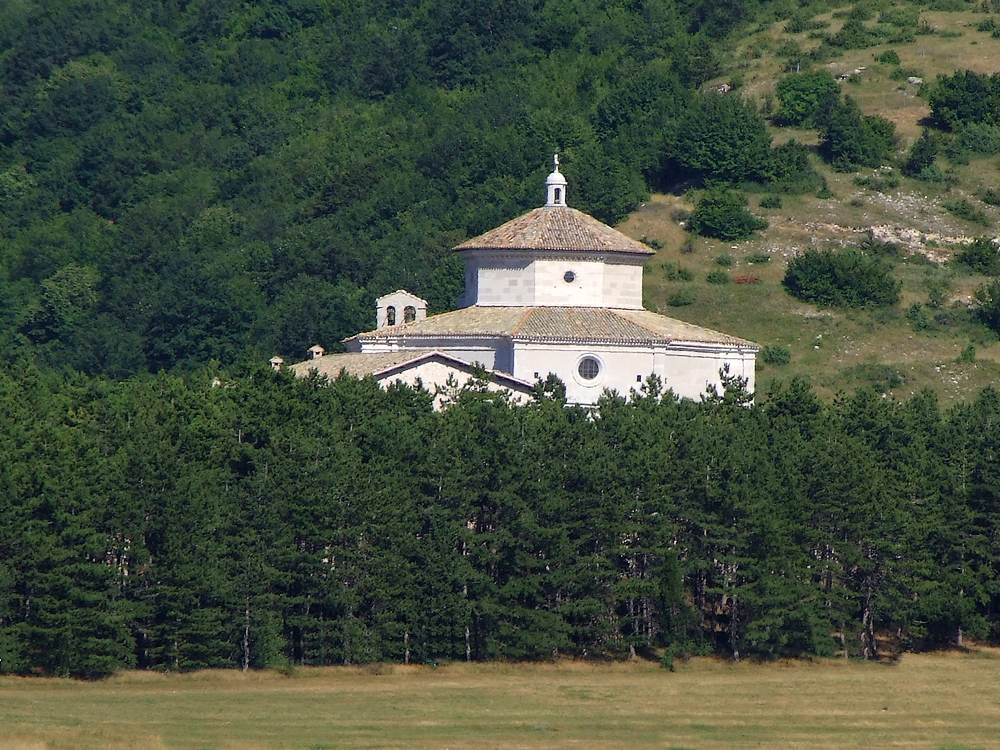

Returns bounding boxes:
[563,270,576,283]
[577,356,601,380]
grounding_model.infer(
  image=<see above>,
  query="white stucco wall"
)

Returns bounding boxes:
[601,263,644,309]
[467,260,534,306]
[377,359,532,409]
[512,342,756,405]
[463,252,644,308]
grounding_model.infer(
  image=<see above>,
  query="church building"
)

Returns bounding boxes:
[291,158,757,406]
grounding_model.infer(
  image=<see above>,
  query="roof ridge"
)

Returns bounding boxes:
[510,306,538,336]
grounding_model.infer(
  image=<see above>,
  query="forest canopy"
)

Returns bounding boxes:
[0,0,787,377]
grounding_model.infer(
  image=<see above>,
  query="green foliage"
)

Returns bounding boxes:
[760,344,791,365]
[818,96,897,170]
[928,70,1000,130]
[669,93,773,183]
[775,70,839,126]
[759,194,782,208]
[0,0,748,374]
[747,252,772,264]
[0,364,998,670]
[854,169,901,191]
[907,302,932,330]
[903,130,939,177]
[877,49,901,64]
[666,287,697,306]
[981,188,1000,206]
[706,269,731,284]
[943,198,991,226]
[925,274,952,308]
[661,262,694,281]
[972,279,1000,331]
[957,123,1000,154]
[783,248,901,307]
[715,254,734,267]
[957,237,1000,274]
[764,140,824,194]
[688,187,768,240]
[957,343,977,363]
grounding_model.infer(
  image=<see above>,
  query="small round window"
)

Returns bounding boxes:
[563,270,576,283]
[578,356,600,380]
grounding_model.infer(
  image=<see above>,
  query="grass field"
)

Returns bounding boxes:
[2,648,1000,750]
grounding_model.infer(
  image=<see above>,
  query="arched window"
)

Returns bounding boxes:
[404,305,416,323]
[554,187,562,204]
[386,306,397,326]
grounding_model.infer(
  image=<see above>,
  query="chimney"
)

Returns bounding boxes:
[307,344,325,360]
[269,356,284,371]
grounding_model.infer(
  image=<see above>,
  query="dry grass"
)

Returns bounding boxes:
[618,191,1000,403]
[626,2,1000,403]
[2,649,999,749]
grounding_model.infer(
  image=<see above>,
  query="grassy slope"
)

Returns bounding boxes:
[619,4,1000,403]
[2,648,998,749]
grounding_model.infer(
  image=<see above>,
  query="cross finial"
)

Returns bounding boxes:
[553,153,560,171]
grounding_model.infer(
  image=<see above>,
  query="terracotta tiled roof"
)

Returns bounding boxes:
[288,349,535,391]
[346,306,756,348]
[454,206,654,255]
[290,349,438,378]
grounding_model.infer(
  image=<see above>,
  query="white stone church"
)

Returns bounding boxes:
[290,158,757,406]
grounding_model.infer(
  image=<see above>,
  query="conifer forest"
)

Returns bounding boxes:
[0,0,999,677]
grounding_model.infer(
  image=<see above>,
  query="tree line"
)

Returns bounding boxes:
[1,366,997,677]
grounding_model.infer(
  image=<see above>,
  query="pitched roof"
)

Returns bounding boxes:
[453,206,654,256]
[288,349,534,391]
[346,306,756,348]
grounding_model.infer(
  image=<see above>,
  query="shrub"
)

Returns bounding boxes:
[688,188,768,240]
[747,252,772,264]
[957,343,977,363]
[957,236,1000,274]
[854,170,900,192]
[667,287,696,306]
[661,262,694,281]
[715,254,733,267]
[764,140,823,194]
[759,193,782,208]
[981,187,1000,206]
[670,93,773,182]
[903,130,939,177]
[775,70,839,126]
[760,344,791,365]
[890,66,923,82]
[925,275,951,308]
[973,278,1000,331]
[818,96,897,170]
[957,123,1000,154]
[943,198,991,226]
[783,248,901,307]
[850,363,905,392]
[907,303,931,330]
[927,70,1000,130]
[876,49,901,64]
[706,270,730,284]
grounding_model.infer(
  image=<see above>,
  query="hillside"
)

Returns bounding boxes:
[621,2,1000,402]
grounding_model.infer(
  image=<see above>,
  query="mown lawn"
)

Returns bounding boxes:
[2,648,999,749]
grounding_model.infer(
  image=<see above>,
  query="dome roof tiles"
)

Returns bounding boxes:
[453,206,654,256]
